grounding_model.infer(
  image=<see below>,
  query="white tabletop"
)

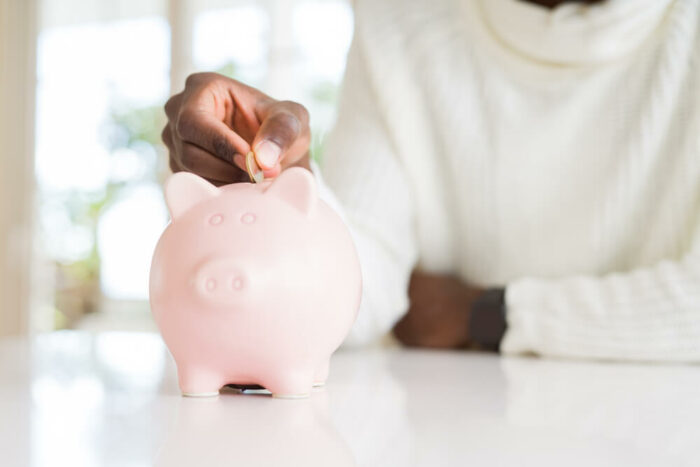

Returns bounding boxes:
[1,331,698,467]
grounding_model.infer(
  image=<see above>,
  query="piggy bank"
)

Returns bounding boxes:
[149,168,362,398]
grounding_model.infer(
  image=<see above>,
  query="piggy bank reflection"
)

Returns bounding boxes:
[149,168,362,398]
[154,391,356,466]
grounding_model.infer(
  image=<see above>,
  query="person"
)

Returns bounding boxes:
[162,0,700,361]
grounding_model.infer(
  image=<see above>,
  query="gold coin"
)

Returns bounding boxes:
[245,151,264,184]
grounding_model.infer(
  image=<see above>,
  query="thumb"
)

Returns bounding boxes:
[252,100,310,171]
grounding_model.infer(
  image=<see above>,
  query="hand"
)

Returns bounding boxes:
[162,72,311,185]
[392,270,485,349]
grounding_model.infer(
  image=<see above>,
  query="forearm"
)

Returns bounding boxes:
[312,159,418,346]
[503,253,700,362]
[312,35,421,346]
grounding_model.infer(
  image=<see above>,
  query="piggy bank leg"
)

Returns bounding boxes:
[178,366,223,397]
[263,368,315,399]
[312,359,330,387]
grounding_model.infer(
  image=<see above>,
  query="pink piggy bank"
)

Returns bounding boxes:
[149,167,361,398]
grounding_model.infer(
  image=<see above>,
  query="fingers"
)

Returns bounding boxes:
[252,101,310,170]
[163,73,310,184]
[163,124,247,184]
[164,92,182,120]
[175,109,251,165]
[179,142,246,182]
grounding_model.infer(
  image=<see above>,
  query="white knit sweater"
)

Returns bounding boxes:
[315,0,700,361]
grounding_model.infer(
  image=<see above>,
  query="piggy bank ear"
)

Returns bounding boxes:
[164,172,219,220]
[265,167,317,217]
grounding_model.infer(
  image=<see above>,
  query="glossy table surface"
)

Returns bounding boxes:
[1,331,699,466]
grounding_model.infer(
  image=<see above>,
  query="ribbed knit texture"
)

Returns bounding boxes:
[315,0,700,361]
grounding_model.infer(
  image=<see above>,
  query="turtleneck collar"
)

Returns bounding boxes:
[478,0,675,66]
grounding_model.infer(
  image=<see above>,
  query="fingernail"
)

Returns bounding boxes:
[254,140,281,170]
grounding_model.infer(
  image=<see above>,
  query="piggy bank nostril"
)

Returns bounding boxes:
[232,277,244,290]
[240,212,256,224]
[205,278,217,291]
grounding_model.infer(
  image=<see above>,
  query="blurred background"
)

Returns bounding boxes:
[0,0,353,336]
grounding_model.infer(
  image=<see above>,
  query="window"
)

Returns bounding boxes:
[34,0,353,331]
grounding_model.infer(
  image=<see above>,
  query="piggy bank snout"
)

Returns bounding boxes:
[194,258,248,302]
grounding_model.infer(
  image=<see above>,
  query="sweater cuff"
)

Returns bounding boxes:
[501,278,548,355]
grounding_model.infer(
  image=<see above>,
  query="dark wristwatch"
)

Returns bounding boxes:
[469,287,507,351]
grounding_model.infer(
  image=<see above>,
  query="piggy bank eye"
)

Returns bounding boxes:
[240,212,256,224]
[209,214,224,225]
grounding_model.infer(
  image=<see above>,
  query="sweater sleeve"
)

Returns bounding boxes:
[502,224,700,362]
[312,37,419,347]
